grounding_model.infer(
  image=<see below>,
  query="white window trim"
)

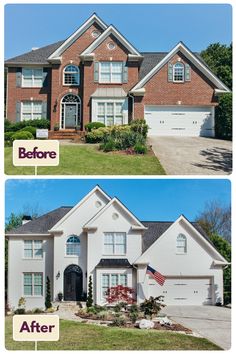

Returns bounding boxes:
[101,273,128,300]
[21,101,43,121]
[63,65,80,86]
[22,68,43,88]
[65,236,80,257]
[23,240,43,260]
[23,272,44,297]
[94,99,125,126]
[173,62,185,83]
[103,232,127,256]
[60,94,81,130]
[99,62,123,83]
[176,234,187,254]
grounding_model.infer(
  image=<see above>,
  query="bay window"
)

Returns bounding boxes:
[96,101,123,126]
[101,273,128,299]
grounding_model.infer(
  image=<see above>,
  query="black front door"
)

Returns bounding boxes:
[64,265,83,301]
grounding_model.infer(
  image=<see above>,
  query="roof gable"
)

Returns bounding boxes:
[48,13,108,62]
[131,42,230,93]
[135,215,227,264]
[83,197,146,230]
[80,25,142,58]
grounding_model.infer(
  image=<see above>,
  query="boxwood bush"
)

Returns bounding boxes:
[19,126,37,137]
[5,118,50,132]
[11,131,34,140]
[85,122,106,132]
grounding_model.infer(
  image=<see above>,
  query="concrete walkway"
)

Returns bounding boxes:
[149,136,232,175]
[164,305,231,350]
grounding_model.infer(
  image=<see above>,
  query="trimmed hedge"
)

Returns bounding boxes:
[19,126,37,137]
[85,122,106,132]
[11,131,34,140]
[5,118,50,132]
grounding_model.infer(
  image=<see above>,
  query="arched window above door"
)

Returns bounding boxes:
[63,65,80,85]
[66,235,80,256]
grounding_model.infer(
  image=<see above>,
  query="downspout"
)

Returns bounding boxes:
[128,92,134,122]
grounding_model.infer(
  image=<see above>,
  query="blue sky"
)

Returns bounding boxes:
[4,4,232,59]
[5,179,231,223]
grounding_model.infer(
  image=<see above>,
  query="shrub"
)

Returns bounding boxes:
[11,131,34,140]
[14,308,26,315]
[87,306,98,314]
[106,285,136,304]
[215,93,232,140]
[110,314,126,327]
[100,138,116,152]
[4,132,14,141]
[130,119,149,138]
[20,126,37,137]
[45,276,52,309]
[140,296,165,319]
[86,275,93,308]
[33,308,44,314]
[18,297,26,308]
[85,129,106,143]
[134,143,148,154]
[129,304,139,313]
[85,122,105,132]
[5,118,50,132]
[129,311,139,324]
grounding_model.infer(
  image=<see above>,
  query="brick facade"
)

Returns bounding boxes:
[6,18,220,130]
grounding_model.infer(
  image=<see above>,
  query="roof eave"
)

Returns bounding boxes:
[6,233,52,238]
[5,62,52,67]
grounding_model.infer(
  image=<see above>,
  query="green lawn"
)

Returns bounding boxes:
[5,145,165,175]
[5,317,220,350]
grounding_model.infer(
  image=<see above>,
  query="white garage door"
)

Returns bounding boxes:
[145,106,214,137]
[148,277,213,305]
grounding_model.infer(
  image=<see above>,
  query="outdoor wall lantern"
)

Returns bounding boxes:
[56,271,60,279]
[53,99,58,112]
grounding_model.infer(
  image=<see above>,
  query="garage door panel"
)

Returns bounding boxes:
[148,277,213,305]
[145,106,214,137]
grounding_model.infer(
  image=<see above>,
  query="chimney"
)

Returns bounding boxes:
[31,47,39,51]
[22,215,32,225]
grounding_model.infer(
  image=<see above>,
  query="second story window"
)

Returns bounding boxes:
[66,236,80,256]
[104,232,126,255]
[176,234,187,254]
[24,240,43,259]
[100,62,123,83]
[22,68,43,87]
[173,63,184,82]
[64,65,80,85]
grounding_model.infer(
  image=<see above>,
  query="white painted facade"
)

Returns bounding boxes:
[7,187,228,310]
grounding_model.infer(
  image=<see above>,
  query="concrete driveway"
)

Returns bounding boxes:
[149,137,232,175]
[164,305,231,350]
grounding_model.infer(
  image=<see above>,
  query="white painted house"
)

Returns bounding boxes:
[6,186,228,310]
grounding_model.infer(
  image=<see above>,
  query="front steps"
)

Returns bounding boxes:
[53,301,86,312]
[49,130,86,141]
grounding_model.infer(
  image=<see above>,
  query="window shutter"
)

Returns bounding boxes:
[94,62,99,82]
[42,101,47,119]
[168,63,173,82]
[123,63,128,83]
[185,63,191,81]
[16,68,22,87]
[16,101,21,121]
[42,68,48,87]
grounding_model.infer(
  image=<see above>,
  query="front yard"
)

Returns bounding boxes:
[5,145,165,175]
[5,317,220,350]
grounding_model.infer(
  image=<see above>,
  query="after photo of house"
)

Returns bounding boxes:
[5,179,231,350]
[4,3,232,175]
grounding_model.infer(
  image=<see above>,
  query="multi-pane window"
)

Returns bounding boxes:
[22,68,43,87]
[173,63,184,82]
[66,236,80,256]
[23,273,43,296]
[104,233,126,255]
[64,65,80,85]
[24,240,43,259]
[21,101,42,120]
[176,234,187,254]
[100,62,123,83]
[96,101,123,126]
[101,273,128,299]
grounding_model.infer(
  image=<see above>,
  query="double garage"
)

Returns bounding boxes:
[144,106,215,137]
[148,277,213,305]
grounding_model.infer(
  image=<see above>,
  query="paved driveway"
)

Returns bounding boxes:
[149,137,232,175]
[164,305,231,350]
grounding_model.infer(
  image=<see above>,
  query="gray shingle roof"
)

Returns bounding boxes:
[141,221,214,252]
[96,259,132,268]
[5,40,64,64]
[6,207,72,234]
[139,52,167,80]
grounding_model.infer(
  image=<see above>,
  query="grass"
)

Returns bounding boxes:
[4,145,165,175]
[5,317,221,350]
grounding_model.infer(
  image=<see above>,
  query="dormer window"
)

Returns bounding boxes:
[173,63,184,82]
[176,234,187,254]
[63,65,80,85]
[66,236,80,256]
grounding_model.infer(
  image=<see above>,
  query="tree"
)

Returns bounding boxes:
[106,285,135,304]
[45,277,52,309]
[196,200,231,242]
[86,275,93,308]
[215,93,232,139]
[210,233,231,304]
[201,43,232,89]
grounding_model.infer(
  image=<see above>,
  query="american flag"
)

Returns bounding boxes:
[146,265,166,286]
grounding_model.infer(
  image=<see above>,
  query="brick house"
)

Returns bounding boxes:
[5,13,230,137]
